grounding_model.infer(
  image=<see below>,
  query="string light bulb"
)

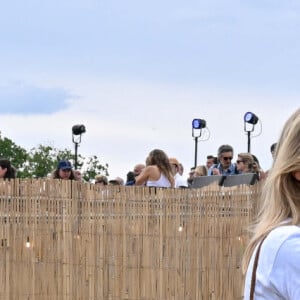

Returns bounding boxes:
[26,236,31,248]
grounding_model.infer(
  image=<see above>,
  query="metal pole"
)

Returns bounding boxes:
[247,131,251,153]
[194,136,198,168]
[74,142,78,170]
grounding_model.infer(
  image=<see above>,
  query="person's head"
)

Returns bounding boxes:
[0,159,16,179]
[236,153,254,173]
[108,177,124,186]
[53,160,76,180]
[251,154,261,172]
[74,169,83,181]
[242,108,300,272]
[133,164,145,176]
[270,142,277,160]
[169,157,180,175]
[146,149,174,184]
[146,149,171,168]
[193,165,208,177]
[217,145,234,170]
[206,155,217,169]
[269,109,300,201]
[126,171,135,182]
[94,174,108,186]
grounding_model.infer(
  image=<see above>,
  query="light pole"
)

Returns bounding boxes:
[192,118,207,169]
[243,112,259,153]
[72,124,86,170]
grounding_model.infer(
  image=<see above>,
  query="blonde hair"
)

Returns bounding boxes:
[147,149,175,187]
[242,108,300,272]
[237,153,254,173]
[193,165,208,177]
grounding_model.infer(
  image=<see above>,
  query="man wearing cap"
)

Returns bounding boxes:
[169,157,188,188]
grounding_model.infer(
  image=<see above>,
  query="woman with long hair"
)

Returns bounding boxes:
[51,160,78,180]
[135,149,175,188]
[243,108,300,299]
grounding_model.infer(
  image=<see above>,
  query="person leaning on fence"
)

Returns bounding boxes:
[51,160,78,180]
[135,149,175,188]
[236,153,255,174]
[0,159,16,179]
[108,177,124,186]
[206,155,217,170]
[133,163,146,177]
[125,171,136,186]
[242,108,300,299]
[187,167,196,187]
[94,174,108,186]
[193,165,208,177]
[208,144,238,175]
[169,157,188,188]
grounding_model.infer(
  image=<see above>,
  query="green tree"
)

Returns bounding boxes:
[0,133,109,181]
[0,132,28,172]
[83,155,109,182]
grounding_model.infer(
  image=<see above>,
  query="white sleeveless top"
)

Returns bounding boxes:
[146,173,172,188]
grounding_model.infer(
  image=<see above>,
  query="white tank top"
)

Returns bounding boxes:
[146,173,172,188]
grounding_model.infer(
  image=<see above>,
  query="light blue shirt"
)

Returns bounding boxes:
[244,224,300,299]
[208,163,238,175]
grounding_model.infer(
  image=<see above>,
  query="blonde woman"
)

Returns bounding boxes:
[193,165,208,177]
[236,153,254,174]
[242,108,300,299]
[135,149,175,188]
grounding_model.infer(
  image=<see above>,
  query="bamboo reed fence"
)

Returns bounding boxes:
[0,179,261,300]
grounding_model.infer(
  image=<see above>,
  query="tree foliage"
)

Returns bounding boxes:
[0,132,109,181]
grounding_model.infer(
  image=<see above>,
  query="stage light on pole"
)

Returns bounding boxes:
[243,112,259,153]
[72,124,86,170]
[192,119,207,130]
[244,112,259,125]
[192,118,208,168]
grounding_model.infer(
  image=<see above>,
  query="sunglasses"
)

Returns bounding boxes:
[236,160,244,164]
[222,156,232,161]
[61,169,71,172]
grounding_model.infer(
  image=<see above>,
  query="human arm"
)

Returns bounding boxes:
[135,166,151,185]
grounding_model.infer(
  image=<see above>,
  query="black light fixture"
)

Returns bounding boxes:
[243,112,259,153]
[72,124,86,170]
[72,124,86,136]
[192,119,207,129]
[244,112,259,125]
[192,118,207,168]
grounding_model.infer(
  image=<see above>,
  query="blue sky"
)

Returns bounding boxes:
[0,1,299,179]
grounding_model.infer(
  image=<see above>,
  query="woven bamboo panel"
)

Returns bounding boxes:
[0,179,260,300]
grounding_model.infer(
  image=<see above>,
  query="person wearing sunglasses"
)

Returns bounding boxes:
[208,144,238,176]
[236,153,255,174]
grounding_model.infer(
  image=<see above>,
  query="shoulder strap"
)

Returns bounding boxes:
[250,235,268,300]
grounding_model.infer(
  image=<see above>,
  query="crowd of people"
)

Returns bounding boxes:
[90,141,276,189]
[0,141,277,188]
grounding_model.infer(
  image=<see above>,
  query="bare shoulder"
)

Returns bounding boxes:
[145,165,158,172]
[146,165,160,180]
